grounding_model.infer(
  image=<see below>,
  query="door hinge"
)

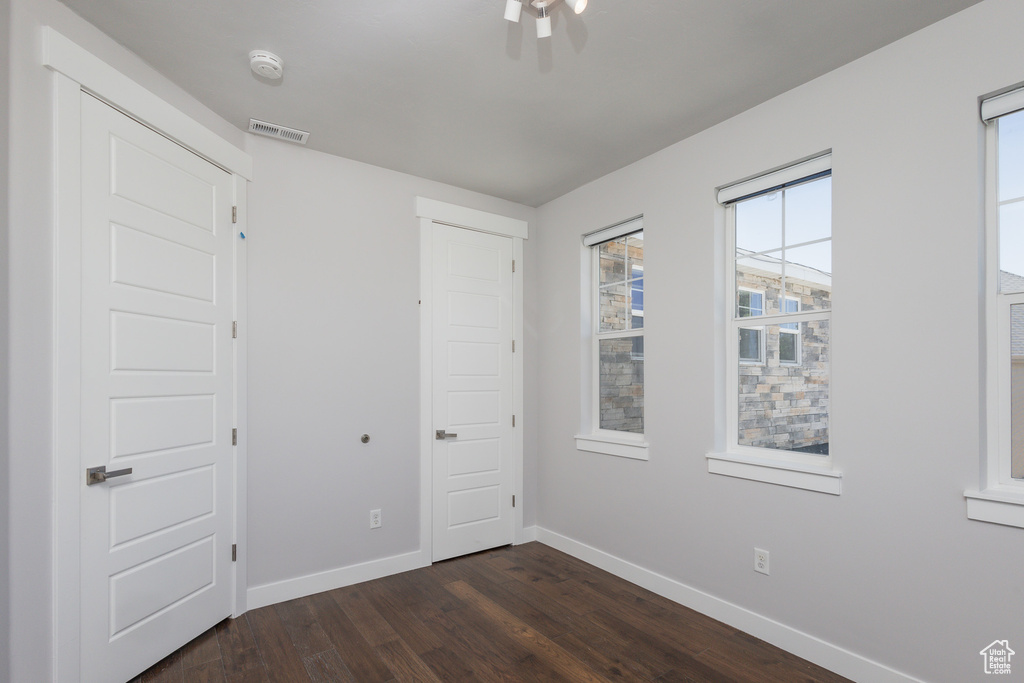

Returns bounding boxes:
[232,321,238,338]
[512,340,515,353]
[232,428,237,446]
[232,206,238,223]
[512,415,516,427]
[512,259,515,273]
[513,494,516,508]
[232,544,237,562]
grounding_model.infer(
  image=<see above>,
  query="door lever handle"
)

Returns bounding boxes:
[435,430,458,440]
[86,465,133,486]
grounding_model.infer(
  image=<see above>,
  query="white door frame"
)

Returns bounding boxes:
[416,198,527,561]
[44,28,253,682]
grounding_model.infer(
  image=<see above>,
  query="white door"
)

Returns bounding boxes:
[79,93,234,683]
[432,224,515,562]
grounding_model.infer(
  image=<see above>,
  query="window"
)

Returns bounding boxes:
[780,298,801,364]
[708,154,841,494]
[737,288,765,363]
[967,87,1024,528]
[998,111,1024,484]
[630,265,645,326]
[732,171,831,454]
[597,231,644,433]
[576,217,648,459]
[630,264,645,359]
[737,288,764,317]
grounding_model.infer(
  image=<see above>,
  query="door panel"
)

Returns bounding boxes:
[432,225,514,561]
[110,395,215,458]
[447,439,500,477]
[109,536,216,637]
[80,92,234,683]
[111,223,216,301]
[110,136,217,231]
[110,467,215,546]
[110,312,216,372]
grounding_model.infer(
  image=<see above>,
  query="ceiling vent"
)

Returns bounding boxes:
[248,119,309,145]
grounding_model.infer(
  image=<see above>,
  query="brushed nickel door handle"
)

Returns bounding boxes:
[86,465,133,486]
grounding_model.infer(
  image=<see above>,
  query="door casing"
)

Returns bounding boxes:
[416,198,527,562]
[45,28,252,682]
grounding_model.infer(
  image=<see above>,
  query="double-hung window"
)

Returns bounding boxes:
[576,217,648,460]
[708,154,841,494]
[967,86,1024,528]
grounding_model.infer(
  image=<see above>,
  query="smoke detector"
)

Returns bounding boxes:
[249,50,283,80]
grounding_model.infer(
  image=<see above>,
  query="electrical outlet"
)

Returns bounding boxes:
[754,548,770,575]
[370,509,381,529]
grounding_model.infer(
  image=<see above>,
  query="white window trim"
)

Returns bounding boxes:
[707,451,841,495]
[577,222,649,461]
[575,433,649,460]
[966,110,1024,527]
[709,159,841,495]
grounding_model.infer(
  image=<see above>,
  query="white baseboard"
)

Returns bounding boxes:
[248,524,538,611]
[246,549,429,610]
[535,527,924,683]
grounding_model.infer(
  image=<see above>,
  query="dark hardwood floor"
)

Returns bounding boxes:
[131,542,850,683]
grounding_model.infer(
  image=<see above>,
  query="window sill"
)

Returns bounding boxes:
[706,451,841,495]
[965,488,1024,529]
[575,434,649,461]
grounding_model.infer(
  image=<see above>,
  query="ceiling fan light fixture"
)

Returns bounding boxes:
[504,0,523,22]
[535,3,552,38]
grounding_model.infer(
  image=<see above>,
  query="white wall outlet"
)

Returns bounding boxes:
[370,509,381,529]
[754,548,770,575]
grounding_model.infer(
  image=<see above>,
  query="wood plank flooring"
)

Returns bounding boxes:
[130,542,850,683]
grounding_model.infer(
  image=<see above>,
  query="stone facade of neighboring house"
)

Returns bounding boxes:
[737,260,831,453]
[1005,271,1024,356]
[599,337,644,432]
[598,235,644,433]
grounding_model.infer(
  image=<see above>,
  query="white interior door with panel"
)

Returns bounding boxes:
[78,92,235,683]
[431,224,515,561]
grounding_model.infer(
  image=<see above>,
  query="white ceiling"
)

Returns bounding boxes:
[58,0,981,207]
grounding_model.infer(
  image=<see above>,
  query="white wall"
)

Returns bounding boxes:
[244,136,536,590]
[533,0,1023,681]
[7,2,539,677]
[0,0,11,679]
[11,0,1019,679]
[6,1,245,679]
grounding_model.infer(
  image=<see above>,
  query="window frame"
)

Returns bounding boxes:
[575,220,649,460]
[967,102,1024,528]
[708,154,842,495]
